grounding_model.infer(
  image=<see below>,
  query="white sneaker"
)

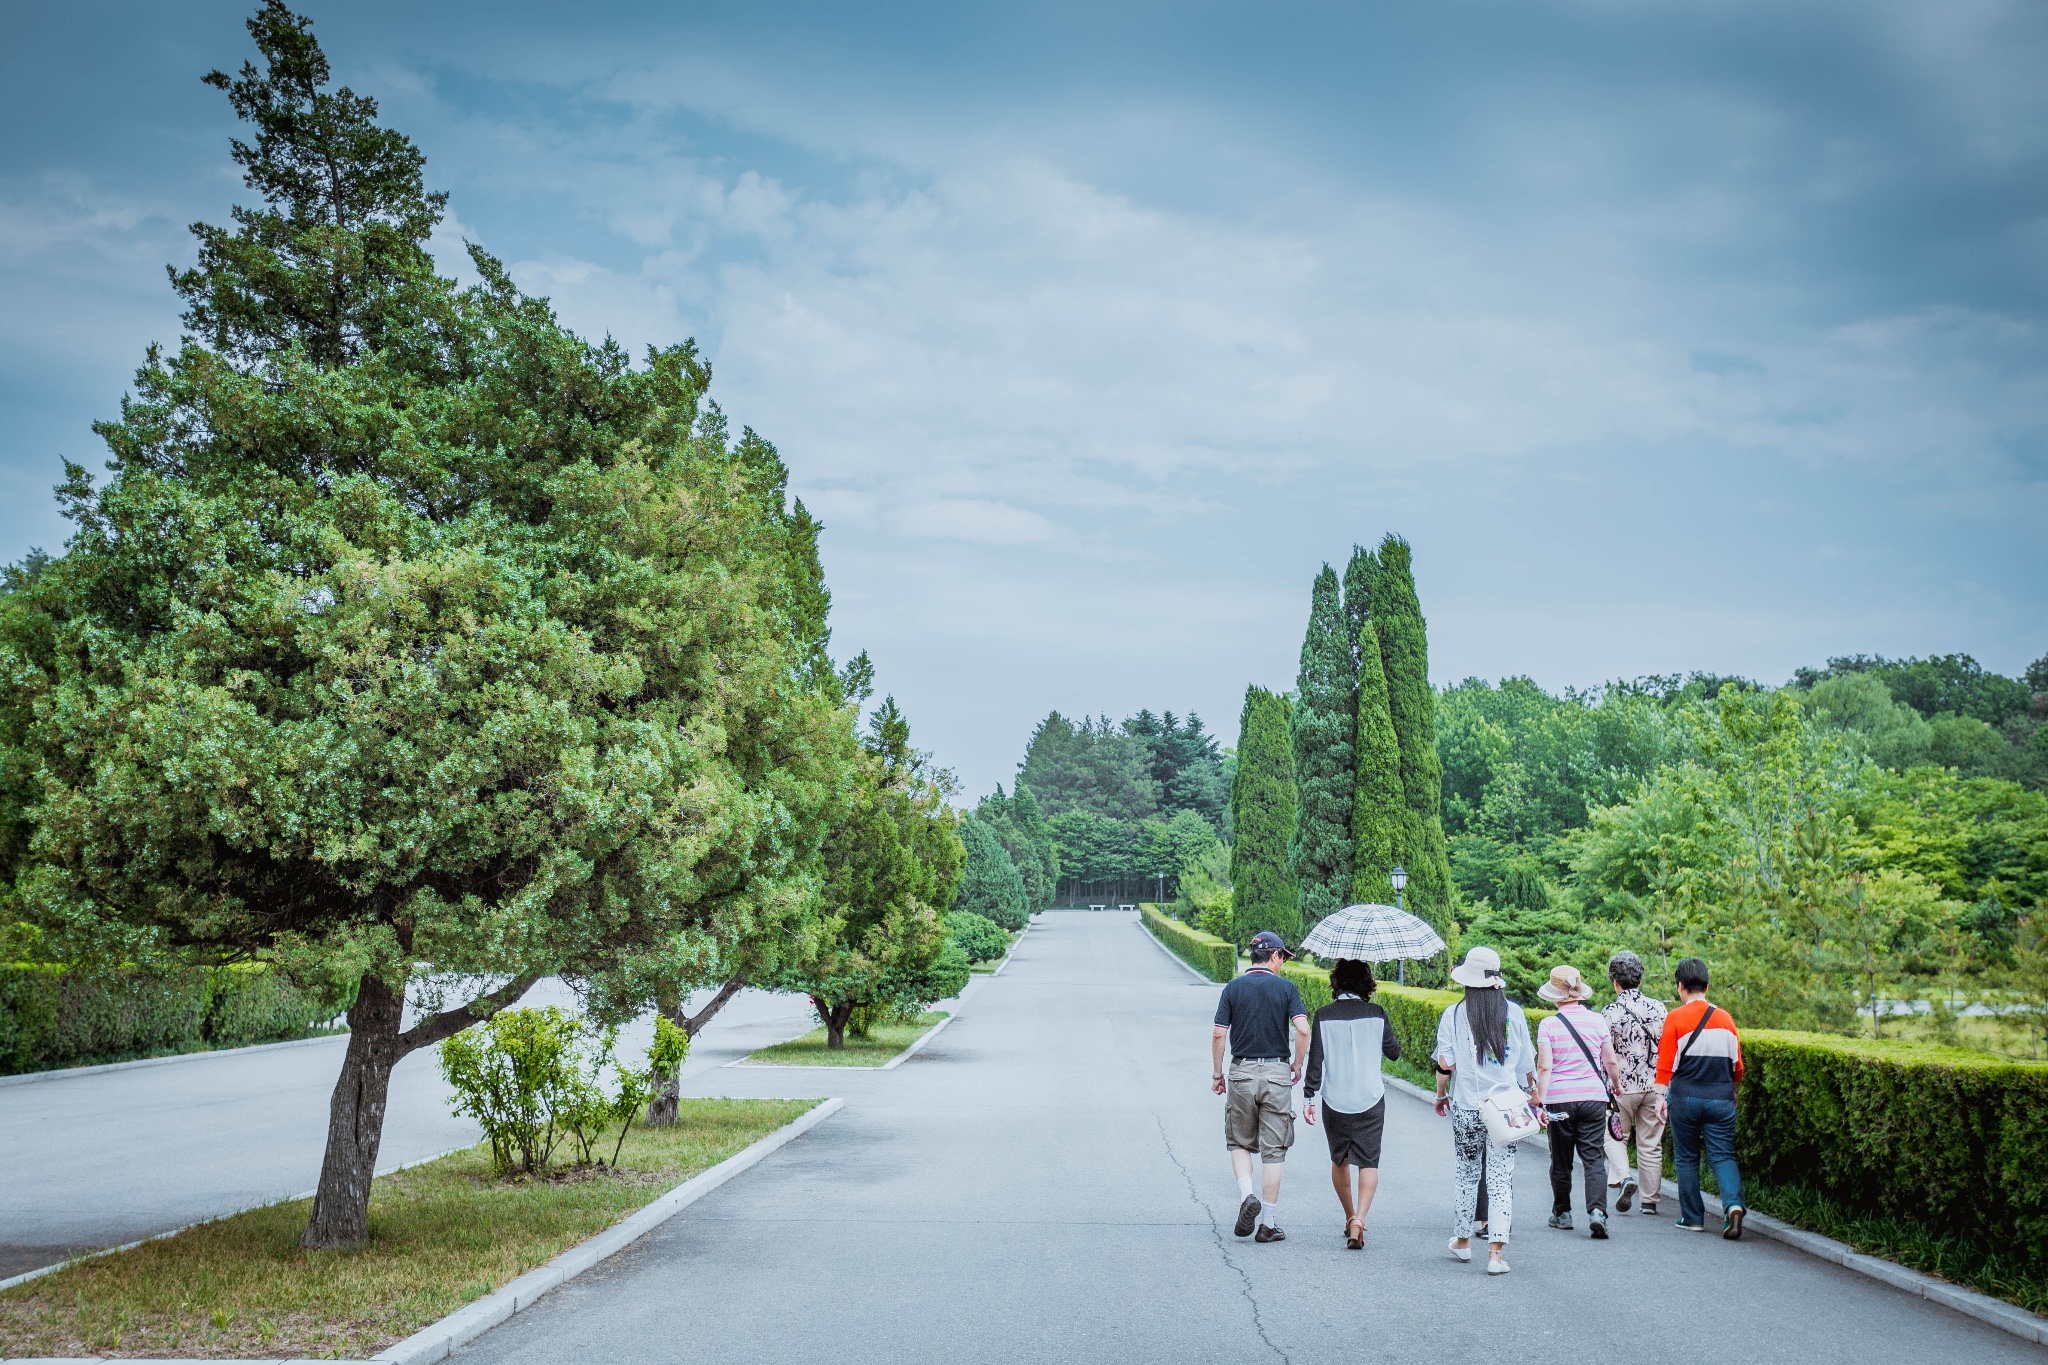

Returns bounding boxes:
[1448,1238,1472,1263]
[1487,1256,1512,1275]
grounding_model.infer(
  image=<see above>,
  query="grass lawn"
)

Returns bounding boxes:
[745,1011,948,1067]
[0,1097,820,1361]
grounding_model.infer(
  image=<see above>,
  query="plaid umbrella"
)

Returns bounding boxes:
[1299,902,1447,963]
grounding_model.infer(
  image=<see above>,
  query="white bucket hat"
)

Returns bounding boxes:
[1536,964,1594,1003]
[1449,946,1504,989]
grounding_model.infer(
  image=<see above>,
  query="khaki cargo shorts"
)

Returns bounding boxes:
[1224,1059,1296,1161]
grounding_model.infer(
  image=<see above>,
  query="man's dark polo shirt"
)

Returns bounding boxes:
[1214,967,1308,1061]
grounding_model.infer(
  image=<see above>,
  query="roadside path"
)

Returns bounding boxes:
[0,982,814,1279]
[452,910,2042,1365]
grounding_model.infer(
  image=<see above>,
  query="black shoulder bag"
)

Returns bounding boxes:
[1555,1010,1627,1143]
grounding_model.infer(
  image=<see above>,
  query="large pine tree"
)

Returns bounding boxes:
[1371,534,1455,981]
[1290,565,1355,928]
[1231,685,1300,945]
[0,2,853,1247]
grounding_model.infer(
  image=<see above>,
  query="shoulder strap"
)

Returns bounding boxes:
[1676,1004,1716,1064]
[1553,1009,1613,1103]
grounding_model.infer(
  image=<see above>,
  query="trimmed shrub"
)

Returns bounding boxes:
[1738,1030,2048,1276]
[948,911,1011,965]
[0,963,335,1075]
[1141,903,1234,982]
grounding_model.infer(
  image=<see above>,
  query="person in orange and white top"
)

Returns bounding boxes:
[1655,956,1747,1239]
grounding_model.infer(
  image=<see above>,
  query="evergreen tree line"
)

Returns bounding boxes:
[0,3,973,1242]
[964,708,1234,900]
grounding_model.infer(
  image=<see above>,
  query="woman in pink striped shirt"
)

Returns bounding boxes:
[1534,965,1623,1240]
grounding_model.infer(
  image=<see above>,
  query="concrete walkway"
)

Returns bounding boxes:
[0,982,815,1279]
[452,910,2041,1365]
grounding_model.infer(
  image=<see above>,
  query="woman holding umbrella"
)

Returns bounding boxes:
[1302,957,1402,1247]
[1297,899,1447,1248]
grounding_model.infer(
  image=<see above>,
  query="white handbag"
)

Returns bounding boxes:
[1479,1083,1544,1146]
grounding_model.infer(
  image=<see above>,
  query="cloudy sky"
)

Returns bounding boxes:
[4,0,2045,798]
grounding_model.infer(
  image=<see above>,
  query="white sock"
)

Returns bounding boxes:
[1237,1173,1256,1201]
[1260,1199,1280,1228]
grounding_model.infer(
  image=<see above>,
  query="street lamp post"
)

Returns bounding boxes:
[1156,871,1165,910]
[1390,865,1408,985]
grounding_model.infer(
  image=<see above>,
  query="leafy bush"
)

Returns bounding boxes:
[1172,842,1234,937]
[1141,903,1234,982]
[0,963,336,1075]
[948,912,1011,964]
[439,1006,672,1177]
[1739,1030,2048,1277]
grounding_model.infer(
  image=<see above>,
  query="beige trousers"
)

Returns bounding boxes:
[1604,1089,1664,1203]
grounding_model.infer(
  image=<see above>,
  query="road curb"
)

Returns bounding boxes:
[368,1097,844,1365]
[724,1014,954,1071]
[1135,914,1221,984]
[986,916,1035,977]
[1698,1192,2045,1346]
[1381,1079,2045,1346]
[0,1032,348,1090]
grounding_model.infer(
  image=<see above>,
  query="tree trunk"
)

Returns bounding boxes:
[815,997,854,1050]
[646,977,748,1127]
[300,972,404,1249]
[299,969,539,1249]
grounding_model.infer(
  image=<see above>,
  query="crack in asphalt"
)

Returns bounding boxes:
[1157,1116,1290,1364]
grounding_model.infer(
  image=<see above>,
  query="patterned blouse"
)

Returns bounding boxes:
[1602,989,1668,1094]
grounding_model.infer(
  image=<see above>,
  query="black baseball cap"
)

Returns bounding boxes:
[1248,931,1292,956]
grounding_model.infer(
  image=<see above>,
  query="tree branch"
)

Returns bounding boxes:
[396,973,541,1055]
[672,977,747,1038]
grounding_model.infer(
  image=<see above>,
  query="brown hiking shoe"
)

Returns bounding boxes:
[1255,1224,1286,1243]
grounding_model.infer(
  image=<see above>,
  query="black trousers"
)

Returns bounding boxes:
[1546,1099,1610,1216]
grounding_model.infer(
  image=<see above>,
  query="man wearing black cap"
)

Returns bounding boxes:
[1212,930,1310,1242]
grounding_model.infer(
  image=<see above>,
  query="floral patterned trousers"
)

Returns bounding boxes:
[1451,1102,1515,1244]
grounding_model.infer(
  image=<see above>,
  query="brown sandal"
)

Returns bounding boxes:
[1346,1219,1365,1250]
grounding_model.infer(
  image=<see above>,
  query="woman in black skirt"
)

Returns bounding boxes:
[1303,958,1403,1248]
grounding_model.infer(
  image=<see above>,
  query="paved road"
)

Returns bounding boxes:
[456,910,2041,1365]
[0,982,815,1279]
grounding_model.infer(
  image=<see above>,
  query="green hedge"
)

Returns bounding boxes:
[1739,1030,2048,1277]
[1140,904,1234,982]
[0,964,341,1075]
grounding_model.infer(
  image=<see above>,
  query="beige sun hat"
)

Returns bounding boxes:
[1449,946,1505,989]
[1536,964,1594,1003]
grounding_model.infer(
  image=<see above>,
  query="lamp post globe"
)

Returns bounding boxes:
[1390,865,1408,983]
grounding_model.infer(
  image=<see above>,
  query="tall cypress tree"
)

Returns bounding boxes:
[1230,685,1299,945]
[1343,544,1377,675]
[1289,565,1355,928]
[1371,534,1455,981]
[1350,616,1403,905]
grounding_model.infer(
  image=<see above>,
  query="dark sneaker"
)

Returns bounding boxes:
[1676,1219,1706,1232]
[1617,1177,1637,1213]
[1641,1200,1659,1216]
[1255,1224,1286,1243]
[1589,1209,1609,1240]
[1547,1212,1573,1231]
[1234,1195,1261,1238]
[1723,1205,1746,1241]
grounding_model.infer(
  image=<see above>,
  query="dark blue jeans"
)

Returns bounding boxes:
[1669,1093,1742,1226]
